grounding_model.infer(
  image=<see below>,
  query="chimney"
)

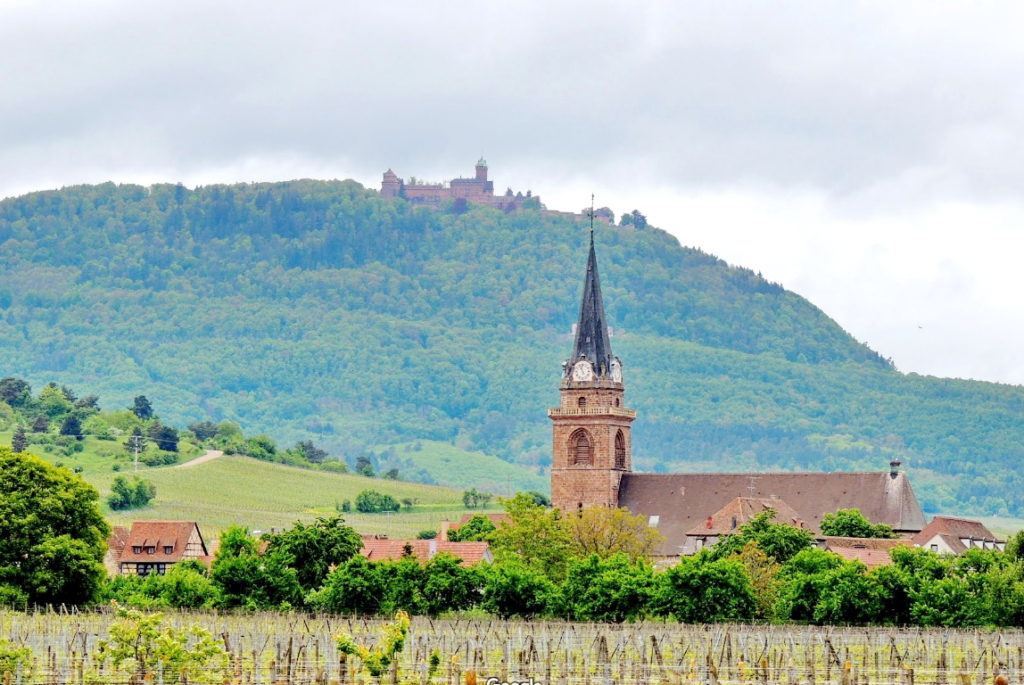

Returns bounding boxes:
[439,520,451,542]
[705,516,713,530]
[890,459,902,478]
[428,538,437,558]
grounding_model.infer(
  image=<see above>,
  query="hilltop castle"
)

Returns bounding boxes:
[550,236,927,558]
[380,159,538,211]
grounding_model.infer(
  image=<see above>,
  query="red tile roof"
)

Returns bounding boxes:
[359,537,491,566]
[911,516,1001,549]
[118,521,207,564]
[685,496,806,536]
[106,525,130,560]
[829,546,895,568]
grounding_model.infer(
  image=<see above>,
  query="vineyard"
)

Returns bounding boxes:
[1,610,1022,685]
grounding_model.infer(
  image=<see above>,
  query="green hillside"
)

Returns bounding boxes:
[377,440,548,494]
[91,456,484,539]
[1,180,1022,516]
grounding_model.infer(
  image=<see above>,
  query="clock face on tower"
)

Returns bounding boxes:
[572,359,595,382]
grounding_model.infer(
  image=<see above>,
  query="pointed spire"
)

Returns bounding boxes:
[570,233,614,378]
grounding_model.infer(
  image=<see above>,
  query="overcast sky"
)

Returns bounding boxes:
[2,1,1023,385]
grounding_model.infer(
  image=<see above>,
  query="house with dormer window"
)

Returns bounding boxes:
[107,521,210,576]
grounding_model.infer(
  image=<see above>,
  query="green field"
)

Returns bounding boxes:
[382,439,548,494]
[87,455,496,540]
[0,429,501,541]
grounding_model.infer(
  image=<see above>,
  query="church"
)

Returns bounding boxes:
[549,235,927,558]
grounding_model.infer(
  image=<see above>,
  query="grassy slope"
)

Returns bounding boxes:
[0,429,497,539]
[383,440,547,494]
[87,456,494,540]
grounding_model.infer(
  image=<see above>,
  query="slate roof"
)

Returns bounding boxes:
[618,471,926,556]
[118,521,207,564]
[911,516,1002,553]
[568,234,615,378]
[360,538,492,566]
[685,496,806,536]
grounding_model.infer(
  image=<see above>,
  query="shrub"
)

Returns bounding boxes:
[107,476,156,510]
[355,490,400,513]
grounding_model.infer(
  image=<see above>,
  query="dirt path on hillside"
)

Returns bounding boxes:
[176,449,224,468]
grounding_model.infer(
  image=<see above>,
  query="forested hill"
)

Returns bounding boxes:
[1,180,1021,516]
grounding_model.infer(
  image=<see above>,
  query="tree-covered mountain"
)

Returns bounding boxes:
[1,180,1021,516]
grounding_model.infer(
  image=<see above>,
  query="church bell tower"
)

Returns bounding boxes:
[549,233,635,512]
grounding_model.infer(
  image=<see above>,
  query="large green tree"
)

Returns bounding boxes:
[820,508,898,539]
[262,515,361,591]
[656,550,757,623]
[0,448,109,606]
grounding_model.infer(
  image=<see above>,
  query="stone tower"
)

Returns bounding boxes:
[549,234,635,513]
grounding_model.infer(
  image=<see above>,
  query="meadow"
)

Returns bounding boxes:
[2,609,1022,685]
[88,455,495,539]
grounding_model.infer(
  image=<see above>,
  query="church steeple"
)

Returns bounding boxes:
[564,234,621,384]
[570,234,614,374]
[550,234,634,513]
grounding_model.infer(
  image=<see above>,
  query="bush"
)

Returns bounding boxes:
[355,490,400,513]
[656,551,757,623]
[107,476,156,510]
[481,559,554,618]
[559,553,655,622]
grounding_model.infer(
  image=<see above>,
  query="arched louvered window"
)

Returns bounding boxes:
[577,396,586,408]
[570,429,593,466]
[614,430,626,469]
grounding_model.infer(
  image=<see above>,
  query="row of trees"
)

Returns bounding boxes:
[98,496,1024,626]
[5,446,1024,626]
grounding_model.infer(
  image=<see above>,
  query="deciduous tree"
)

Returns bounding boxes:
[0,447,109,605]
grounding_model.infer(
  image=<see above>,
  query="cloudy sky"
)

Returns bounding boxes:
[2,1,1023,385]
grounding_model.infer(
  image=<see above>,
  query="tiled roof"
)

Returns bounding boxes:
[911,516,1001,548]
[685,496,805,536]
[618,471,926,556]
[360,537,491,566]
[106,525,130,560]
[118,521,206,564]
[829,546,895,568]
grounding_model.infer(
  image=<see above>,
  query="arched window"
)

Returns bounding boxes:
[615,398,620,407]
[614,430,626,469]
[577,396,586,408]
[570,429,593,466]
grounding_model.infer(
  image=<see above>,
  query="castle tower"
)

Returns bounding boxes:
[381,169,401,198]
[475,157,488,181]
[549,234,635,513]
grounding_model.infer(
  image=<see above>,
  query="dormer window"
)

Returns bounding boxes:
[145,546,155,554]
[133,546,142,554]
[164,546,173,554]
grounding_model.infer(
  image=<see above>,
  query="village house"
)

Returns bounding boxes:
[106,521,211,576]
[912,516,1005,554]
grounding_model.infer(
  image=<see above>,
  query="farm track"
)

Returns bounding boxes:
[2,610,1022,685]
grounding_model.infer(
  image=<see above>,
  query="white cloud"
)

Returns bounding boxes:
[1,0,1022,385]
